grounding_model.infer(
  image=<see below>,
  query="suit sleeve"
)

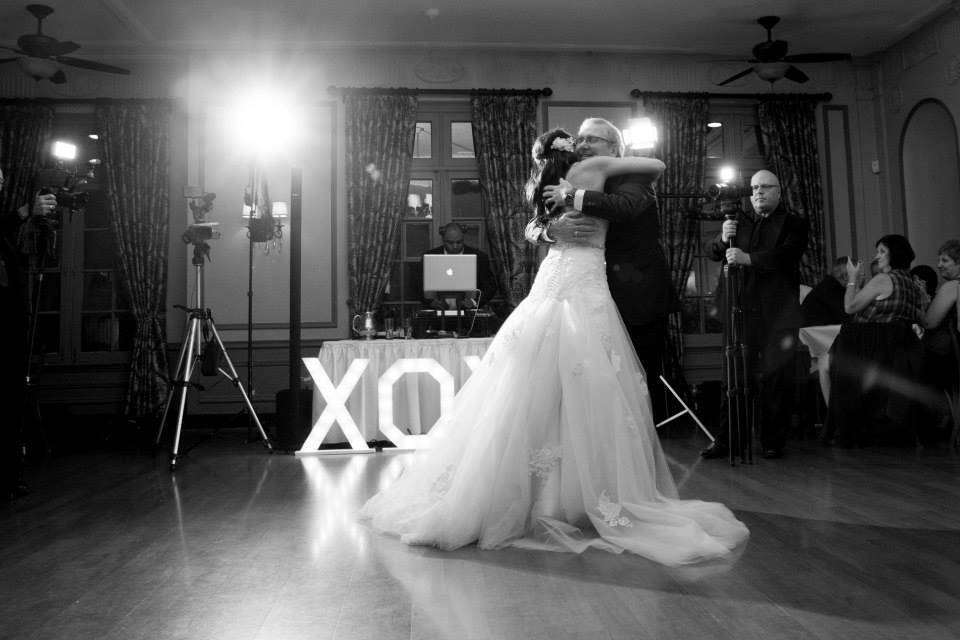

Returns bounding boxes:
[579,173,657,224]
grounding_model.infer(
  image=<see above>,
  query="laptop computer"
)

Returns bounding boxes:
[422,253,477,295]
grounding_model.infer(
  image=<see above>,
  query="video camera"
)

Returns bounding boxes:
[182,186,220,262]
[706,183,753,201]
[38,185,89,212]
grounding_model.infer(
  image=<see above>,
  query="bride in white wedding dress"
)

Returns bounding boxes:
[359,128,749,565]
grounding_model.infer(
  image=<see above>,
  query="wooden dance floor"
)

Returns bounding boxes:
[2,427,960,640]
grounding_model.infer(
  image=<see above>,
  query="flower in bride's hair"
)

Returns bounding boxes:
[551,137,575,153]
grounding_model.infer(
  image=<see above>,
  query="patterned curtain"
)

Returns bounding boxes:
[0,103,54,227]
[642,95,709,384]
[469,93,540,307]
[344,93,418,316]
[97,102,171,419]
[758,97,826,286]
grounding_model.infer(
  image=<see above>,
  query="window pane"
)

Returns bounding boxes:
[31,229,63,270]
[450,122,474,158]
[741,123,762,159]
[118,313,135,351]
[83,230,115,268]
[83,271,114,311]
[705,123,724,160]
[82,190,111,228]
[414,122,432,158]
[403,261,423,302]
[404,222,432,259]
[35,314,59,354]
[680,298,700,333]
[37,273,60,312]
[81,314,116,351]
[454,222,480,248]
[450,179,482,218]
[406,179,433,218]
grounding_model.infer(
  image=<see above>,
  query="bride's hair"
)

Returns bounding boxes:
[525,128,578,224]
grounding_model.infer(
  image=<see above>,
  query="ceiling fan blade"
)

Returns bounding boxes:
[716,67,755,86]
[55,55,130,75]
[783,65,809,84]
[51,40,80,56]
[49,68,66,84]
[782,52,851,63]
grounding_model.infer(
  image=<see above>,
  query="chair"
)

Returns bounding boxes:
[947,327,960,452]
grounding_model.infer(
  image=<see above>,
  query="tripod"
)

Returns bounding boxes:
[721,210,757,466]
[156,240,272,470]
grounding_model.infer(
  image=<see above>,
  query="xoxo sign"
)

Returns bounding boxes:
[298,353,484,454]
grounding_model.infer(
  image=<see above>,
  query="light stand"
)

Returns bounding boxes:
[22,216,56,459]
[242,163,282,442]
[155,227,273,471]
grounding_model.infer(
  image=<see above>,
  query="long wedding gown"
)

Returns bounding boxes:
[359,218,749,566]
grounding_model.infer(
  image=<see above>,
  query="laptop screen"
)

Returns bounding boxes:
[422,254,477,294]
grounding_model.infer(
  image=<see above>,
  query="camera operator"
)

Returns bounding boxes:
[701,170,809,460]
[0,164,56,502]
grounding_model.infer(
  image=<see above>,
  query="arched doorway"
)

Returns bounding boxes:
[901,99,960,267]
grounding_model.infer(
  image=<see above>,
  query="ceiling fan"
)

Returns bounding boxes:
[0,4,130,84]
[716,15,851,86]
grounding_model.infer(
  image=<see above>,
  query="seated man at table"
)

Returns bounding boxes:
[422,222,498,311]
[802,257,851,327]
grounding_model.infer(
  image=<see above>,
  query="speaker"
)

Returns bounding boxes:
[274,388,313,450]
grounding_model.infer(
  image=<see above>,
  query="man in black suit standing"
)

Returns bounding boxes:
[701,169,809,460]
[526,118,676,422]
[422,222,498,310]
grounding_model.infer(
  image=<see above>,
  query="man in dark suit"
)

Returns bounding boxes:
[422,222,498,310]
[526,118,676,422]
[701,169,809,460]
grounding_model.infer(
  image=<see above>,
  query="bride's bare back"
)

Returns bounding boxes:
[565,155,664,193]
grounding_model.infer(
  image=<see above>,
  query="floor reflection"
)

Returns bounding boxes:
[297,453,408,560]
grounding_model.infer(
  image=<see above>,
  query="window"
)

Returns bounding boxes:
[29,110,133,364]
[382,103,489,322]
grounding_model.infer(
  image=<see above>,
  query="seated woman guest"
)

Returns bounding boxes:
[919,240,960,441]
[911,264,938,310]
[827,235,925,448]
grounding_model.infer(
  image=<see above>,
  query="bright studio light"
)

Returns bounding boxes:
[719,166,737,183]
[52,140,77,160]
[225,89,303,158]
[623,117,658,150]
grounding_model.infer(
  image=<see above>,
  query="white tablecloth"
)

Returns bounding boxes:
[311,338,493,443]
[799,324,842,403]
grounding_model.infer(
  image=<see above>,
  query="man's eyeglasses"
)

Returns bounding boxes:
[575,135,614,146]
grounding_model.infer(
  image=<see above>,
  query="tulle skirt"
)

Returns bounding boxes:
[359,244,749,565]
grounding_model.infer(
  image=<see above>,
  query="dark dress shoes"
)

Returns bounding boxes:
[700,442,729,459]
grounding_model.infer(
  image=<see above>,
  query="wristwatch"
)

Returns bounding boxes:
[564,191,574,207]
